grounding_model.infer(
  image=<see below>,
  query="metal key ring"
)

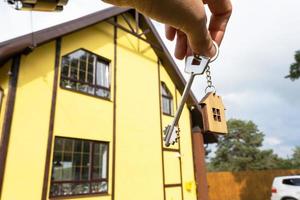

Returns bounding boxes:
[193,41,219,63]
[205,85,216,94]
[209,41,219,63]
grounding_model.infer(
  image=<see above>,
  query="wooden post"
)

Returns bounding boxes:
[192,126,210,200]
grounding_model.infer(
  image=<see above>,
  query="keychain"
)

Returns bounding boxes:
[200,55,228,136]
[164,41,223,147]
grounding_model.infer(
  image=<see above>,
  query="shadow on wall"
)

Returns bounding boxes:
[207,169,300,200]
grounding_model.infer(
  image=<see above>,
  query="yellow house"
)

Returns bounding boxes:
[0,7,217,200]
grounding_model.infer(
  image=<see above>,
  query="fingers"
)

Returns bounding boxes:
[174,30,188,60]
[179,3,217,57]
[165,25,176,41]
[187,26,216,58]
[205,0,233,44]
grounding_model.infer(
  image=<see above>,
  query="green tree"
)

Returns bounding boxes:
[286,50,300,80]
[291,146,300,167]
[210,119,280,172]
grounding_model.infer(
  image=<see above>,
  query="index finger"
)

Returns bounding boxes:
[204,0,232,45]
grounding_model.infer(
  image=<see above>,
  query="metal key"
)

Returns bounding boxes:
[163,42,219,147]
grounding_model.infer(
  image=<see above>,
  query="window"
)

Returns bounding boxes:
[282,178,300,186]
[60,49,111,99]
[161,82,173,116]
[50,137,109,197]
[0,88,3,113]
[212,108,221,122]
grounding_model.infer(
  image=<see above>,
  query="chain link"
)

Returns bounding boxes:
[205,65,216,93]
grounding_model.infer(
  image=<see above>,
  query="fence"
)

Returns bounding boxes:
[207,169,300,200]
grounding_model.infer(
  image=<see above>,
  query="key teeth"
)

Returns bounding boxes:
[163,125,180,146]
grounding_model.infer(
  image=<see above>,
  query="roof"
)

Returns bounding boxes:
[200,92,225,108]
[0,7,217,143]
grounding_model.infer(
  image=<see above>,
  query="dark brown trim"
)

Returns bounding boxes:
[59,86,112,102]
[106,19,163,52]
[0,7,130,64]
[0,55,21,198]
[157,60,166,200]
[191,126,210,200]
[61,47,111,63]
[41,38,61,200]
[135,10,139,34]
[60,76,110,91]
[121,14,135,33]
[175,88,184,200]
[111,16,117,200]
[51,179,108,183]
[49,192,109,200]
[162,148,180,152]
[164,183,182,188]
[0,87,4,114]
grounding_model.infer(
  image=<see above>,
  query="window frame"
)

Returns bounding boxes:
[50,137,110,198]
[282,178,300,186]
[59,48,112,101]
[160,82,174,116]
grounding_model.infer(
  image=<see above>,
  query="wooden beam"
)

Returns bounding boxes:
[157,60,166,200]
[121,14,135,33]
[191,126,210,200]
[106,19,163,53]
[135,10,139,34]
[111,16,117,200]
[0,55,21,198]
[41,38,61,200]
[138,29,151,37]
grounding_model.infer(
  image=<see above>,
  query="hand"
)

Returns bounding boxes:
[103,0,232,60]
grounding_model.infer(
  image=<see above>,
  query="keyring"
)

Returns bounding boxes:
[205,85,216,94]
[210,41,219,63]
[193,40,219,63]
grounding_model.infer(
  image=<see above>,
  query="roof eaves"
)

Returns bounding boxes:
[0,7,131,64]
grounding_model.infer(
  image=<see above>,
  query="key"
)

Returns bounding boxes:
[163,41,219,147]
[163,56,210,146]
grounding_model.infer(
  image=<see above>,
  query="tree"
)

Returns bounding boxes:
[210,119,280,172]
[286,50,300,81]
[291,146,300,167]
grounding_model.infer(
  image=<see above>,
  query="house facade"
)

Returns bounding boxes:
[0,7,216,200]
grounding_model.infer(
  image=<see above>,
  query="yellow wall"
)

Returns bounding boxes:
[52,22,115,200]
[177,91,197,200]
[114,15,164,200]
[0,60,11,144]
[160,65,197,200]
[0,13,197,200]
[1,42,55,200]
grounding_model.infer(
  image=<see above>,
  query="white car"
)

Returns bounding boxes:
[271,175,300,200]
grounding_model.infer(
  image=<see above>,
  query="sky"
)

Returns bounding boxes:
[0,0,299,158]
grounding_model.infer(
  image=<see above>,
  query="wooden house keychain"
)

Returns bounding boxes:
[199,59,228,136]
[164,41,227,147]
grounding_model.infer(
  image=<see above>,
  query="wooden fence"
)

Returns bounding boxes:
[207,169,300,200]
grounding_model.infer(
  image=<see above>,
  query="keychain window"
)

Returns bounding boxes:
[60,49,111,99]
[161,82,174,116]
[212,107,222,122]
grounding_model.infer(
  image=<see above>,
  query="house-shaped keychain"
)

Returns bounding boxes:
[200,92,228,135]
